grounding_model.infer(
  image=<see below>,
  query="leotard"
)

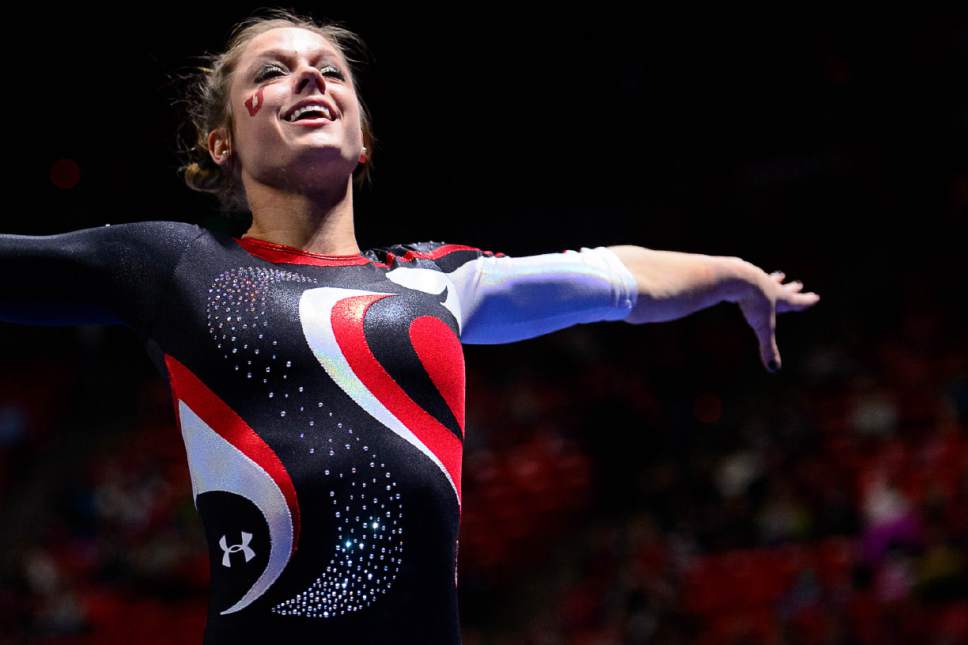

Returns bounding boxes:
[0,220,637,644]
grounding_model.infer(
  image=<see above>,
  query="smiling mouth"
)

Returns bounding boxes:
[285,115,334,127]
[283,103,336,122]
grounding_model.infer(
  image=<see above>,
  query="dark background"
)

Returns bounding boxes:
[1,6,966,644]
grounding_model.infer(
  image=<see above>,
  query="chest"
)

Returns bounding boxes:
[165,262,467,452]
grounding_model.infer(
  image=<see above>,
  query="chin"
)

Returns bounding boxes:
[284,156,356,186]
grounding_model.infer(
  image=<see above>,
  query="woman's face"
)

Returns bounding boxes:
[214,27,365,194]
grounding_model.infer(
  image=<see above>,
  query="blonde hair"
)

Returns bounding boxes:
[174,8,377,214]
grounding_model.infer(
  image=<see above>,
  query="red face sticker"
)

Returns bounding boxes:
[244,86,265,117]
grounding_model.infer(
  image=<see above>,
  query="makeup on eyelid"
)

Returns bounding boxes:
[256,63,345,82]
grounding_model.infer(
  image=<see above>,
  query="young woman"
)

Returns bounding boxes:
[0,8,819,644]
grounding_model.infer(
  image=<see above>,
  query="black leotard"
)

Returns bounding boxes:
[0,220,637,644]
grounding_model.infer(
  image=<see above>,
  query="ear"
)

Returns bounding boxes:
[207,127,232,167]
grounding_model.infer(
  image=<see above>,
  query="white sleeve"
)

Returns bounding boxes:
[439,245,639,345]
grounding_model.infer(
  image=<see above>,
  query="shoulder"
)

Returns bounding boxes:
[98,219,206,243]
[364,240,506,272]
[94,220,208,259]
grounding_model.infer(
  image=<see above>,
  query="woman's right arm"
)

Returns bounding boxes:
[0,221,203,331]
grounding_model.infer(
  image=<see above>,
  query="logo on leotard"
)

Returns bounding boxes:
[219,531,257,567]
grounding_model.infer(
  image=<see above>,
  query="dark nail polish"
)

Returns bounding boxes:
[768,360,780,373]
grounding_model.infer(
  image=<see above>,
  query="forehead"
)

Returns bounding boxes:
[240,27,343,64]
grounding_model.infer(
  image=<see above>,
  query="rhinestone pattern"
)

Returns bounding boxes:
[206,267,315,414]
[204,266,406,618]
[271,454,405,617]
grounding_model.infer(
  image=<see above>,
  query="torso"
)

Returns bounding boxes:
[152,230,471,644]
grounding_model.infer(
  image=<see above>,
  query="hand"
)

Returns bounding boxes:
[730,263,821,373]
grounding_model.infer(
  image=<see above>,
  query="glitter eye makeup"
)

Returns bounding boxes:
[255,62,346,83]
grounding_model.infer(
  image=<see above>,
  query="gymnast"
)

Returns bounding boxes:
[0,8,819,644]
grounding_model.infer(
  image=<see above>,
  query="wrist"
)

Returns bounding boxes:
[714,256,759,304]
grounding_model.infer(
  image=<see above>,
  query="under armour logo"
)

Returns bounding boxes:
[219,531,256,568]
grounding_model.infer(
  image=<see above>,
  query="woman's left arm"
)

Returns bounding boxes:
[607,245,821,372]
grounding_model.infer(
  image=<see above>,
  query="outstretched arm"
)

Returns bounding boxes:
[429,244,638,346]
[607,245,821,372]
[0,221,203,333]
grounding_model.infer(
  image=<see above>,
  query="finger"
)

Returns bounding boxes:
[761,308,781,373]
[776,291,821,313]
[737,295,782,373]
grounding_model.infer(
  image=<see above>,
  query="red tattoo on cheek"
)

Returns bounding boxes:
[244,86,265,116]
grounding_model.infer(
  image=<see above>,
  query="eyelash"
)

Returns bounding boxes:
[256,63,345,82]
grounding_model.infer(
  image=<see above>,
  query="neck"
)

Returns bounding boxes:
[242,175,362,256]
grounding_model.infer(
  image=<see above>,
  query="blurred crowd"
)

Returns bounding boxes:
[458,297,968,644]
[0,277,965,644]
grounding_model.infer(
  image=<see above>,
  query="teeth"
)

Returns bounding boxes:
[286,104,332,121]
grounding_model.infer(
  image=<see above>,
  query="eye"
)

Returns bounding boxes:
[256,63,346,82]
[255,64,284,82]
[320,64,346,80]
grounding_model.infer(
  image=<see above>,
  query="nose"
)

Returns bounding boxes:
[294,64,326,95]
